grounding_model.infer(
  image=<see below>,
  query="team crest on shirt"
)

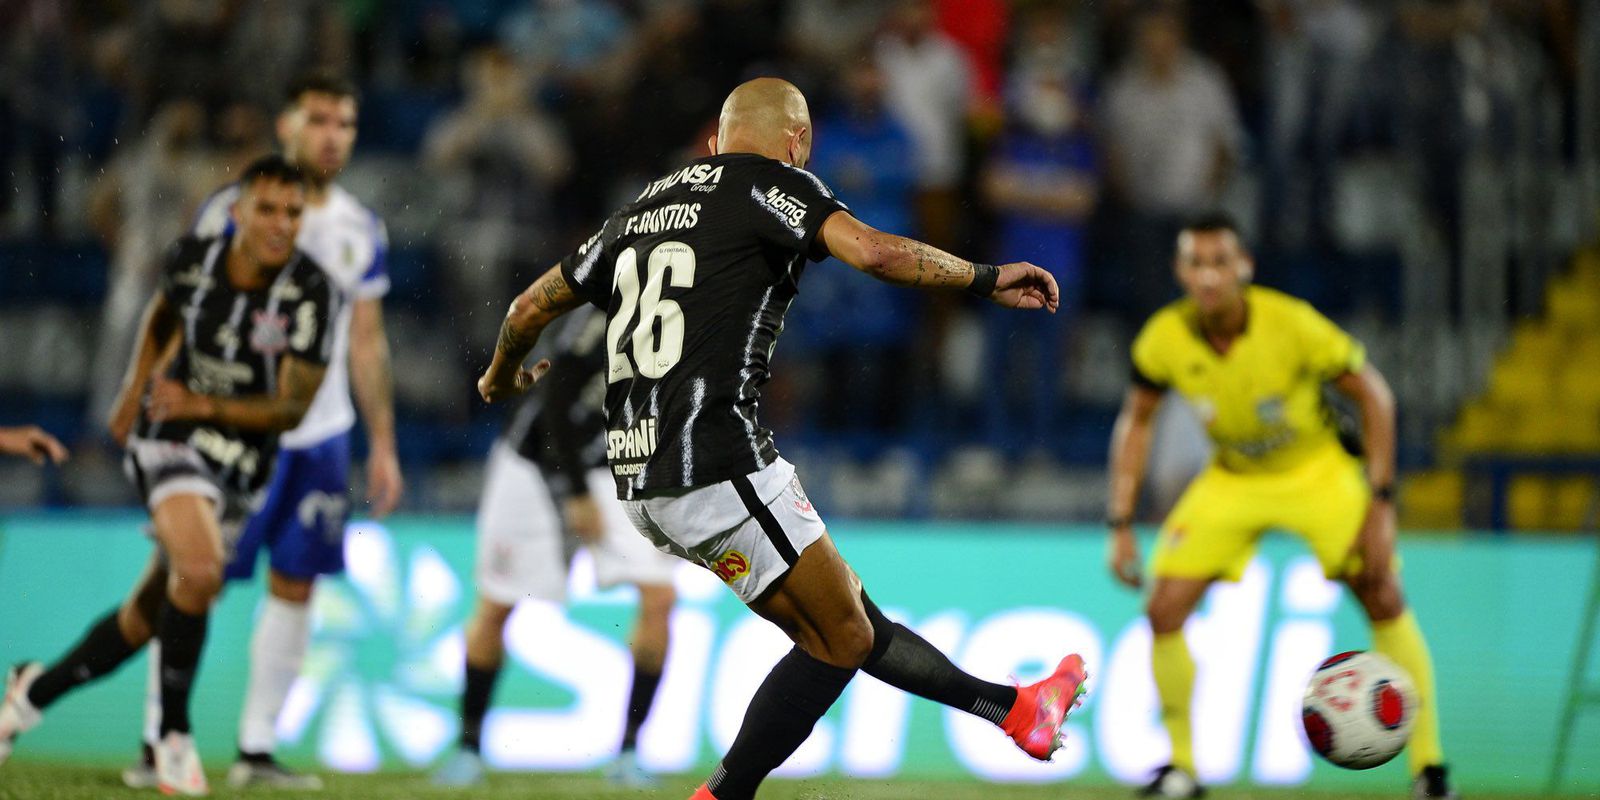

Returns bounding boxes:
[708,550,751,583]
[1256,396,1286,424]
[249,309,291,356]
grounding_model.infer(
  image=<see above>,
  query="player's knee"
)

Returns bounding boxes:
[169,558,224,604]
[267,570,314,603]
[1146,598,1191,635]
[817,612,874,669]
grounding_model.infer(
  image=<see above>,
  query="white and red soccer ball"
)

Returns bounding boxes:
[1301,650,1417,769]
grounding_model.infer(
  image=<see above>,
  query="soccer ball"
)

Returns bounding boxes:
[1301,651,1417,769]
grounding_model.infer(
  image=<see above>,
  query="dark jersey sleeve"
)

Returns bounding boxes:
[286,258,336,366]
[558,220,616,308]
[744,162,850,262]
[155,236,201,302]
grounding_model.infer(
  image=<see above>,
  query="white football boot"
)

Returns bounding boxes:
[154,731,210,796]
[0,662,45,767]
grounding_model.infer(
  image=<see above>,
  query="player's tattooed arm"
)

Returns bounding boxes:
[148,356,327,433]
[819,212,1059,311]
[108,293,180,445]
[479,264,580,403]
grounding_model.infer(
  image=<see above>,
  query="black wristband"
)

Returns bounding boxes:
[1107,515,1132,529]
[1371,484,1395,502]
[966,263,1000,298]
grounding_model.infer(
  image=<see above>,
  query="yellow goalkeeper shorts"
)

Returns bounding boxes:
[1151,442,1373,582]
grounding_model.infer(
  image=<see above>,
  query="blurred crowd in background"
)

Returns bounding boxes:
[0,0,1595,522]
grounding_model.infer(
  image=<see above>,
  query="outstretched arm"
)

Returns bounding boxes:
[0,426,69,464]
[818,211,1060,312]
[478,264,584,403]
[147,355,327,434]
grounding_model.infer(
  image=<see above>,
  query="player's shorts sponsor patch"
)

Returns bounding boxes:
[708,550,751,583]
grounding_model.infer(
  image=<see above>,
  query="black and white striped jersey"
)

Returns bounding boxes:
[502,306,609,498]
[559,153,848,498]
[136,234,336,495]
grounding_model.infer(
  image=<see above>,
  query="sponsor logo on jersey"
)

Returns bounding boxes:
[250,309,291,356]
[708,550,751,583]
[607,416,659,471]
[190,428,261,476]
[637,163,726,201]
[757,186,809,230]
[189,351,256,394]
[1255,396,1286,425]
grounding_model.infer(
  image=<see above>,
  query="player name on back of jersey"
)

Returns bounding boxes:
[624,203,701,236]
[607,416,658,477]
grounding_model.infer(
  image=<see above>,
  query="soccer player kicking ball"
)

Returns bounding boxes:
[433,308,678,788]
[1105,212,1454,799]
[123,72,402,791]
[0,156,335,796]
[478,78,1087,800]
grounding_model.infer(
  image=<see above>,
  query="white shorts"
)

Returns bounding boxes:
[622,458,826,604]
[475,443,677,606]
[123,436,256,555]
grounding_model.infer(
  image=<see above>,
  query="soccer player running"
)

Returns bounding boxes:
[434,307,679,788]
[1105,213,1454,799]
[124,72,403,791]
[0,156,335,796]
[478,78,1087,800]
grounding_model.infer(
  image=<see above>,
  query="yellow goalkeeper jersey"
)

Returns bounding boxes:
[1131,286,1365,474]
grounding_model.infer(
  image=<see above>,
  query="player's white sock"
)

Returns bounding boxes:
[142,639,162,747]
[237,596,311,755]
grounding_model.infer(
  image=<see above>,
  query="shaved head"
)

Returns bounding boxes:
[710,78,814,168]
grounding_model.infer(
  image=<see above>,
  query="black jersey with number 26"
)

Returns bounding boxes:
[137,234,336,495]
[559,153,849,498]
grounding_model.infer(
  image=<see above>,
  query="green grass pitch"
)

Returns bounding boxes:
[0,761,1575,800]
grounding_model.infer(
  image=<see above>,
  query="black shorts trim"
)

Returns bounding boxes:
[733,475,800,566]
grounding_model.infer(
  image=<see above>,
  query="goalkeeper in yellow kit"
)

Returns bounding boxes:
[1106,213,1453,799]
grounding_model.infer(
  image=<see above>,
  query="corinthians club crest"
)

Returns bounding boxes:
[249,309,290,356]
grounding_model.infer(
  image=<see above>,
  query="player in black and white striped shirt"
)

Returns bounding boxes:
[0,156,334,797]
[478,79,1088,800]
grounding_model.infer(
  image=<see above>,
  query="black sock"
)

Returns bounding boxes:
[858,591,1016,725]
[156,603,209,736]
[620,665,663,752]
[706,647,854,800]
[26,609,139,710]
[460,663,501,753]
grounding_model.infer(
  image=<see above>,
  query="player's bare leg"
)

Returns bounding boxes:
[146,493,225,796]
[228,569,323,789]
[433,596,515,787]
[609,583,674,787]
[1141,576,1211,799]
[1343,568,1452,798]
[695,535,1085,800]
